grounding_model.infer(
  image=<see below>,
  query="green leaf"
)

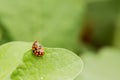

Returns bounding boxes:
[0,42,83,80]
[0,42,32,80]
[75,47,120,80]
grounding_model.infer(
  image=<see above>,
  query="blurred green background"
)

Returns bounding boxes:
[0,0,120,80]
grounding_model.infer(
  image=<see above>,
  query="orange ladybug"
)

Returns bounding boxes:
[32,41,44,56]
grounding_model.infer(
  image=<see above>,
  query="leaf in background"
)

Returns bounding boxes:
[0,27,2,43]
[82,0,117,49]
[0,42,83,80]
[113,14,120,48]
[0,22,12,44]
[75,47,120,80]
[0,0,85,53]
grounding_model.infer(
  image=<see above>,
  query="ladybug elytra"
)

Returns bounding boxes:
[32,41,44,56]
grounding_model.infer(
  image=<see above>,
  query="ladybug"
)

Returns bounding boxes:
[32,41,44,56]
